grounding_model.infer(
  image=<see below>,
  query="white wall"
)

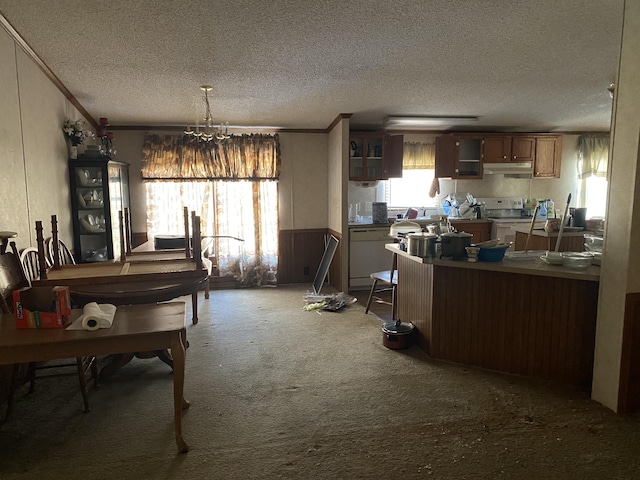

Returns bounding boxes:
[278,132,328,230]
[591,0,640,411]
[0,26,89,248]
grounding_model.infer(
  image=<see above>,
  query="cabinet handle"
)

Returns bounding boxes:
[513,156,517,159]
[503,155,507,159]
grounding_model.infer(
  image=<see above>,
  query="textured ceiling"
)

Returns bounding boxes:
[0,0,624,132]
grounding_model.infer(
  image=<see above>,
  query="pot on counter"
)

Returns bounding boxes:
[440,231,473,259]
[407,232,438,258]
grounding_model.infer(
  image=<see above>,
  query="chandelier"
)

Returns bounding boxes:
[184,85,230,143]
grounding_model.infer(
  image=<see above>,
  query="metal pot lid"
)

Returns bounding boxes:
[389,221,421,238]
[382,321,415,334]
[441,231,473,238]
[407,232,437,239]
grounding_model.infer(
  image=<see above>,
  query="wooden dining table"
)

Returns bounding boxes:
[0,302,191,453]
[34,214,207,325]
[32,260,207,323]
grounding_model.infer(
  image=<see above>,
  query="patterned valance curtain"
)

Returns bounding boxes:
[141,133,281,180]
[576,134,609,179]
[403,142,435,169]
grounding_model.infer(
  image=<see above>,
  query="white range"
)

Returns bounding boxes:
[476,197,546,245]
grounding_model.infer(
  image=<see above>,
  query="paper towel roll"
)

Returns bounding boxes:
[80,302,117,331]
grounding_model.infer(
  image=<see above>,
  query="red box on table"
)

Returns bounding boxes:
[12,286,72,329]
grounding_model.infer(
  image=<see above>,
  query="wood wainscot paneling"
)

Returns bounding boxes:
[397,255,434,353]
[618,292,640,413]
[429,267,598,388]
[395,252,599,389]
[278,229,338,286]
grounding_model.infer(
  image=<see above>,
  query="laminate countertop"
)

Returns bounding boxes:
[385,243,600,282]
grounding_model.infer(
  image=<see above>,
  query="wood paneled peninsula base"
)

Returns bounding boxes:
[386,244,600,389]
[512,225,589,252]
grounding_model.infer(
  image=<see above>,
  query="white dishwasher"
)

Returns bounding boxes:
[349,226,395,290]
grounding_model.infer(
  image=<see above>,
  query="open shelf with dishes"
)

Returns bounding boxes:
[69,158,130,263]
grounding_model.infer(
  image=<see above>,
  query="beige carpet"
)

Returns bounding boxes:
[1,284,640,479]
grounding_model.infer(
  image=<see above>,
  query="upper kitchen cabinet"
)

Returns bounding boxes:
[481,135,535,163]
[533,136,562,178]
[511,136,536,162]
[349,133,403,180]
[481,136,512,163]
[435,135,483,179]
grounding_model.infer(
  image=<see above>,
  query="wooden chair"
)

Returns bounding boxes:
[19,247,44,285]
[4,243,97,420]
[364,253,398,321]
[45,237,76,266]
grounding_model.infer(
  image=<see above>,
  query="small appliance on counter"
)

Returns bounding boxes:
[372,202,388,224]
[389,220,421,251]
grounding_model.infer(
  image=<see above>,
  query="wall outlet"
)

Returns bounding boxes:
[365,201,372,211]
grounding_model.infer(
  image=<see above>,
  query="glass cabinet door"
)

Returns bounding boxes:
[69,159,130,263]
[73,164,110,262]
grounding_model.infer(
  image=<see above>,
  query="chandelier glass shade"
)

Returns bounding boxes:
[184,85,230,143]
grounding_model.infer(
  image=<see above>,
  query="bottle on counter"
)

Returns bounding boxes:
[524,198,534,216]
[538,200,547,218]
[546,198,554,218]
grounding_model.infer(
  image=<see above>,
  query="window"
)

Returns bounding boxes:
[144,179,279,286]
[385,169,439,208]
[578,176,608,218]
[576,134,609,219]
[385,141,439,209]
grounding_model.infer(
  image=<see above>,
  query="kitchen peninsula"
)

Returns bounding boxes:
[387,244,600,388]
[512,225,588,252]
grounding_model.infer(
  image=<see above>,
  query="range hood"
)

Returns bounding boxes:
[483,162,533,175]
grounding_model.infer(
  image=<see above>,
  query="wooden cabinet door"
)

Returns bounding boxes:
[382,134,403,178]
[449,221,490,243]
[435,136,457,178]
[511,137,535,162]
[482,137,511,163]
[534,136,562,178]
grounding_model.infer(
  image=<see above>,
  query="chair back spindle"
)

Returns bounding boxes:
[51,214,60,269]
[35,221,48,280]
